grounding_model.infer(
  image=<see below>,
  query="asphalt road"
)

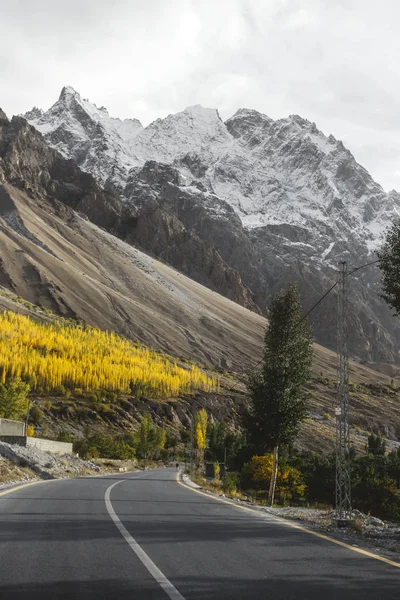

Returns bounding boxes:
[0,468,399,599]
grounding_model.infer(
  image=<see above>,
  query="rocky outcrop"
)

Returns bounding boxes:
[126,173,257,309]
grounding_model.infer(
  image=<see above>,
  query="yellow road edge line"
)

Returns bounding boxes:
[176,471,400,570]
[0,479,50,498]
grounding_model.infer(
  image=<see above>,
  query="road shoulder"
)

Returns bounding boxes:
[177,470,400,570]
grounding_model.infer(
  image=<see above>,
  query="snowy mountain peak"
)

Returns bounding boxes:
[55,86,143,134]
[59,85,79,101]
[24,87,143,186]
[225,108,273,143]
[182,104,222,119]
[128,104,232,169]
[287,114,312,127]
[24,88,400,254]
[18,88,400,362]
[22,107,43,121]
[228,107,272,122]
[149,104,227,136]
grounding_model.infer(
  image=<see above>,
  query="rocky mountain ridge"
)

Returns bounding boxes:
[26,88,400,252]
[0,112,254,311]
[22,88,400,362]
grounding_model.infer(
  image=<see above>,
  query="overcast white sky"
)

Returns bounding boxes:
[1,0,400,190]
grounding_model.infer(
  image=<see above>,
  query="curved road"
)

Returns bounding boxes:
[0,468,399,599]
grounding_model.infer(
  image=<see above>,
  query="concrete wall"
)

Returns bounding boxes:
[0,435,73,455]
[26,437,73,455]
[0,418,25,436]
[0,435,26,446]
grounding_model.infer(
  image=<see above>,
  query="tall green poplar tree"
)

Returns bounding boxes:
[247,284,313,506]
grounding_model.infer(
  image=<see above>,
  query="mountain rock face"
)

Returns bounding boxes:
[0,111,255,313]
[24,88,400,362]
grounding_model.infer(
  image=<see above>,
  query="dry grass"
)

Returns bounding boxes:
[0,456,36,485]
[349,518,364,533]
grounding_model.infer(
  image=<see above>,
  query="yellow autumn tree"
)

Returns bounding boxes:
[193,408,208,466]
[0,311,218,399]
[195,422,205,449]
[242,455,306,504]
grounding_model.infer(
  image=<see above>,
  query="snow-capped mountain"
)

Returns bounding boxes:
[23,87,400,363]
[26,87,400,254]
[27,86,143,188]
[223,111,400,251]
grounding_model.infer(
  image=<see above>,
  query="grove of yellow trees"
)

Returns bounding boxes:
[0,311,218,398]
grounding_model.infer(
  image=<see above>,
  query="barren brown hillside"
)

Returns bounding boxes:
[1,183,400,451]
[0,183,264,371]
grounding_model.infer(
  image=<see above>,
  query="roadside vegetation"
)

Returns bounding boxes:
[187,285,400,523]
[199,432,400,522]
[73,411,169,461]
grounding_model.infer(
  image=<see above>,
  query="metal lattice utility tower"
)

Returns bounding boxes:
[335,261,352,524]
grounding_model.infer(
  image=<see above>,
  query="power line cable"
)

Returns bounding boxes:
[296,279,340,326]
[348,258,380,276]
[227,277,341,393]
[227,257,380,394]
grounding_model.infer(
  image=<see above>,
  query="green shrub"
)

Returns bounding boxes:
[105,391,118,403]
[98,403,117,418]
[55,404,70,417]
[0,377,30,419]
[223,472,240,494]
[241,455,306,504]
[86,446,100,459]
[353,478,400,521]
[119,399,132,412]
[165,432,178,449]
[57,430,74,443]
[74,434,135,460]
[289,448,400,521]
[54,385,68,397]
[291,451,335,506]
[180,429,190,443]
[29,404,44,425]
